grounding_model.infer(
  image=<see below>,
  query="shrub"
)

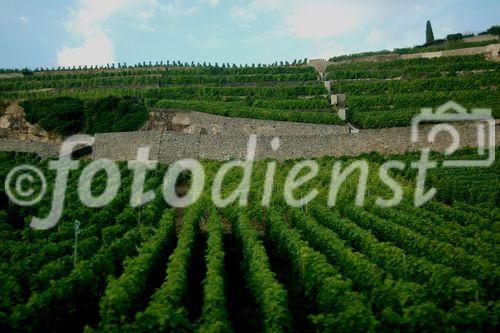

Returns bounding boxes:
[83,96,148,134]
[22,97,85,136]
[487,25,500,36]
[446,33,463,41]
[21,96,148,136]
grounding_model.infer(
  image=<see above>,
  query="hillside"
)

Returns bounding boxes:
[1,38,499,332]
[0,149,499,332]
[1,47,499,139]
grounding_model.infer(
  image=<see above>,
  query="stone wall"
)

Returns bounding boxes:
[463,34,499,43]
[0,139,59,157]
[144,109,349,136]
[400,44,499,60]
[3,122,498,162]
[312,43,500,72]
[92,123,500,163]
[92,131,163,161]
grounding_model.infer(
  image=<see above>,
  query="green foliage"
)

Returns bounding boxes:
[233,212,291,332]
[309,205,483,307]
[10,228,146,331]
[252,98,329,110]
[327,40,494,62]
[98,209,176,330]
[83,96,148,134]
[156,99,343,125]
[0,148,498,331]
[486,25,500,36]
[288,208,452,331]
[21,95,148,136]
[325,54,500,128]
[196,209,232,333]
[22,96,85,136]
[343,208,499,294]
[446,33,463,41]
[334,72,499,95]
[266,209,377,332]
[131,200,206,332]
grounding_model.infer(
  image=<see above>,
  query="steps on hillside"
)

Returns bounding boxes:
[348,123,359,134]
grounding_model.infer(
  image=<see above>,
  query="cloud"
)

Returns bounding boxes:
[57,0,127,67]
[57,0,199,67]
[57,32,115,67]
[230,0,284,25]
[199,0,220,6]
[283,2,369,39]
[366,29,398,46]
[17,16,29,24]
[229,0,449,59]
[311,40,350,60]
[229,0,372,36]
[230,6,257,25]
[161,0,199,16]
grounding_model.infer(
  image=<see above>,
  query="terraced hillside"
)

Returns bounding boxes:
[0,149,498,332]
[1,53,499,134]
[0,64,345,131]
[327,55,500,128]
[1,46,499,333]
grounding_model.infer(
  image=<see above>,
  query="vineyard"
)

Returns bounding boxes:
[0,52,499,133]
[0,148,498,332]
[0,63,343,133]
[326,55,500,128]
[1,24,500,332]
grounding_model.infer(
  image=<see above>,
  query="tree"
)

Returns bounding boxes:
[426,20,435,45]
[487,25,500,36]
[446,33,463,42]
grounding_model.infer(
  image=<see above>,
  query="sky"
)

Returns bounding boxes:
[0,0,499,69]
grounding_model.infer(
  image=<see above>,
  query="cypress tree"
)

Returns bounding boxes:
[426,20,435,45]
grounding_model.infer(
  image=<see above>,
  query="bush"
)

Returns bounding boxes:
[22,97,85,136]
[487,25,500,36]
[21,96,148,136]
[83,96,148,134]
[446,33,463,42]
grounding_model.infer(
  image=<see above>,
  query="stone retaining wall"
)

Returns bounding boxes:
[463,34,499,43]
[3,123,498,162]
[93,122,500,163]
[0,139,59,157]
[311,43,500,73]
[144,109,349,136]
[400,44,499,59]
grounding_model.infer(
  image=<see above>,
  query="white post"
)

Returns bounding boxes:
[73,220,81,268]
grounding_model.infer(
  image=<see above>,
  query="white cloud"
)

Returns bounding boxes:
[57,32,115,67]
[17,16,29,24]
[199,0,220,6]
[283,2,369,39]
[230,6,257,25]
[57,0,198,67]
[230,0,284,25]
[161,0,199,16]
[229,0,449,59]
[311,40,350,60]
[366,29,397,46]
[57,0,127,67]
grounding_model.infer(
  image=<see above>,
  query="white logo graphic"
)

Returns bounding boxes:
[412,101,495,168]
